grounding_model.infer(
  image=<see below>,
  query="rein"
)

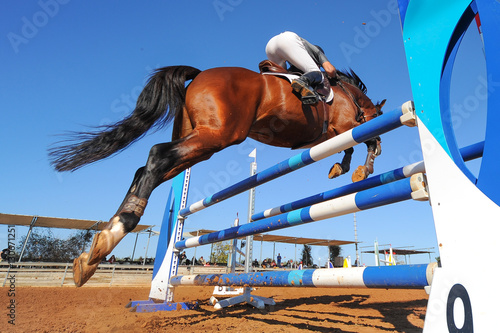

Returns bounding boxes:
[337,80,380,123]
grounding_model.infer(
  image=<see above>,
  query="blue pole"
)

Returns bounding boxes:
[252,140,483,221]
[175,175,423,250]
[170,264,433,289]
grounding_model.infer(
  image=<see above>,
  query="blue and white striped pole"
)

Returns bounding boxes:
[171,263,436,289]
[179,101,415,217]
[251,141,484,221]
[175,173,427,250]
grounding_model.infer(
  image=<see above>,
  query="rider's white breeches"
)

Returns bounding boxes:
[265,31,320,73]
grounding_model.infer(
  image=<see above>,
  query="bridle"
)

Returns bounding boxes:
[337,80,383,123]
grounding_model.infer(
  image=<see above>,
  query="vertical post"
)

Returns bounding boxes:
[143,230,152,266]
[272,243,275,262]
[230,217,239,273]
[374,239,380,266]
[353,213,359,266]
[148,169,191,301]
[294,242,297,267]
[165,168,191,302]
[18,216,38,262]
[210,243,214,264]
[131,233,139,261]
[191,230,199,269]
[61,264,69,287]
[260,239,263,264]
[245,149,257,273]
[2,265,11,287]
[109,264,116,287]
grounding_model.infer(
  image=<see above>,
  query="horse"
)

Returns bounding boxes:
[49,65,385,286]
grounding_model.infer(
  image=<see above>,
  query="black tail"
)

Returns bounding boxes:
[49,66,201,172]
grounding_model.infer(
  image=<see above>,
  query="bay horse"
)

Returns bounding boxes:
[49,65,385,286]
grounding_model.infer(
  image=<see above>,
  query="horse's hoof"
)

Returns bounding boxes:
[87,230,114,265]
[352,166,369,182]
[73,253,99,287]
[328,163,343,179]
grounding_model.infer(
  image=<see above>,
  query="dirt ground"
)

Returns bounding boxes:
[1,286,428,333]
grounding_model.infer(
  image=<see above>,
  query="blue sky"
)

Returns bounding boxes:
[1,1,486,266]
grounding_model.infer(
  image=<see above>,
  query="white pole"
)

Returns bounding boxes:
[231,217,239,273]
[191,230,198,269]
[354,213,359,266]
[143,230,152,266]
[245,149,257,273]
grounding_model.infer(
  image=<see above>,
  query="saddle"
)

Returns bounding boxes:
[258,60,333,103]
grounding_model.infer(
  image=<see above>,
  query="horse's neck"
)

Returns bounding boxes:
[339,81,368,106]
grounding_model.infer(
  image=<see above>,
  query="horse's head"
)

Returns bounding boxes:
[370,99,386,119]
[357,98,385,123]
[335,69,386,123]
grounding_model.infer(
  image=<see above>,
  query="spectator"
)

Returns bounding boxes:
[271,260,277,268]
[277,253,282,267]
[0,248,10,262]
[179,251,187,265]
[108,255,116,264]
[253,259,259,267]
[198,256,206,265]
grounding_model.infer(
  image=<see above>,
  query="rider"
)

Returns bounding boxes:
[265,31,337,103]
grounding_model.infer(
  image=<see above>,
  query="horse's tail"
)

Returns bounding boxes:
[49,66,201,172]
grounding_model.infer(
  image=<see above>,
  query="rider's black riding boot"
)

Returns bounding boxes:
[291,71,323,104]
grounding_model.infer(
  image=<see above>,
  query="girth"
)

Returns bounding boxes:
[291,101,330,150]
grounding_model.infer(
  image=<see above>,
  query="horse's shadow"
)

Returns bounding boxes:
[152,293,427,332]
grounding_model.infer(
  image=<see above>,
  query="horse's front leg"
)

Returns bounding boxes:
[73,142,180,287]
[328,147,354,179]
[352,137,381,182]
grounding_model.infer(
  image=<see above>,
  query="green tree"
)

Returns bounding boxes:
[211,241,232,264]
[328,245,342,262]
[301,244,313,266]
[17,229,94,262]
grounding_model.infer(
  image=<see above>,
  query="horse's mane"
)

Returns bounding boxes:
[335,69,367,94]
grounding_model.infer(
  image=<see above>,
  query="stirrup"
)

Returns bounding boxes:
[301,94,320,105]
[291,80,319,105]
[291,79,311,95]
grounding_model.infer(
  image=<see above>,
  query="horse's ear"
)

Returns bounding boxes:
[377,99,386,109]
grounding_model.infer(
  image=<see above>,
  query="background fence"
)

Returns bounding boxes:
[0,262,262,287]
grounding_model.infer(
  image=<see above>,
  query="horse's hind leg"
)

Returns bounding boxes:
[328,147,354,179]
[352,137,381,182]
[73,129,242,286]
[73,141,187,286]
